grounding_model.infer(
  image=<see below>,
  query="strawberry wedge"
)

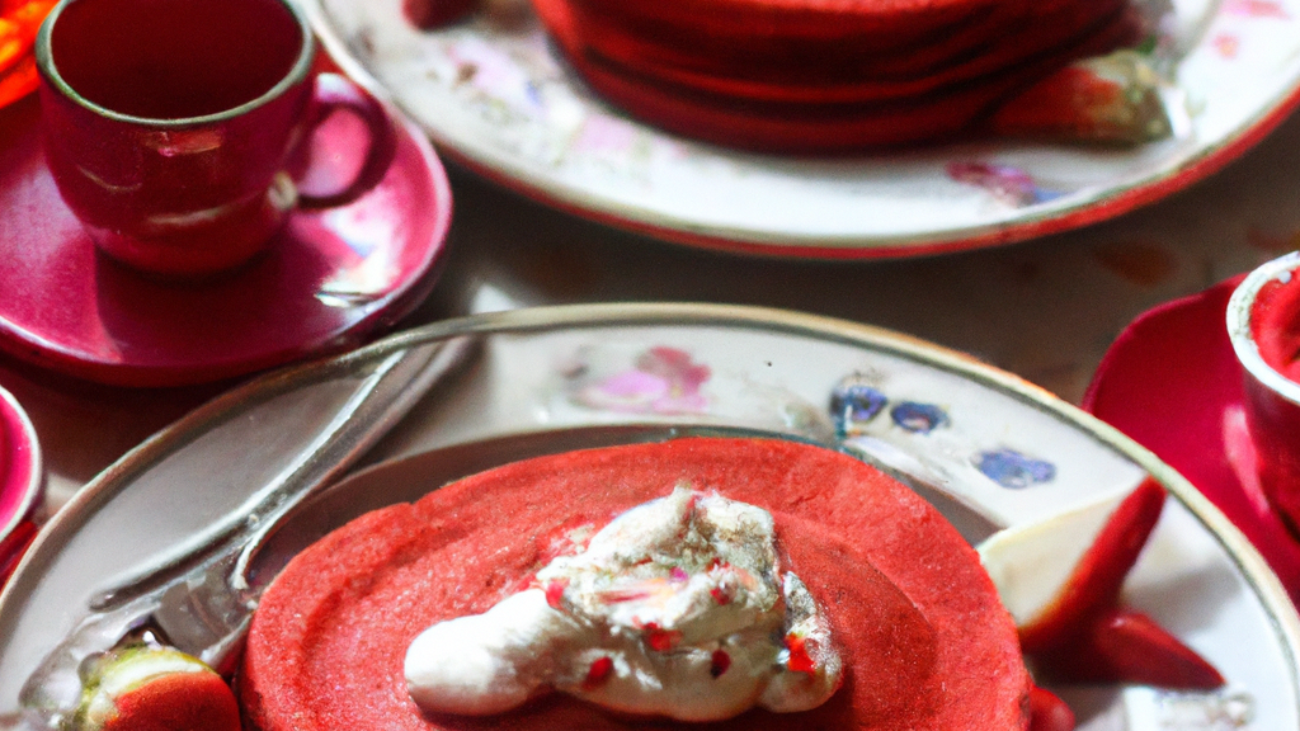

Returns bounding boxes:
[75,645,240,731]
[980,477,1225,690]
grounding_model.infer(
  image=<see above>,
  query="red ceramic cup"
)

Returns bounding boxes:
[1228,252,1300,537]
[34,0,397,277]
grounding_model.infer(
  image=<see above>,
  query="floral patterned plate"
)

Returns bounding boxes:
[304,0,1300,258]
[0,304,1296,730]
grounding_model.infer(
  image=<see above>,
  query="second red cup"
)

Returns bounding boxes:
[1228,251,1300,538]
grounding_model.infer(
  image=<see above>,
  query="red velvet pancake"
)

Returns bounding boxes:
[527,0,1141,150]
[533,4,1138,151]
[554,0,1130,99]
[241,437,1031,730]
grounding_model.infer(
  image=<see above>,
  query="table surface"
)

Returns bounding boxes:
[5,97,1300,513]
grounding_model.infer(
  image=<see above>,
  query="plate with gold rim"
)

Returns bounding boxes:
[0,303,1295,730]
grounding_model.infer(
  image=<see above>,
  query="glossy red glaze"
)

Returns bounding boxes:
[0,94,452,387]
[1241,373,1300,536]
[36,0,397,277]
[0,384,41,591]
[297,74,399,211]
[1233,262,1300,537]
[1244,269,1300,531]
[1083,276,1300,606]
[0,387,38,533]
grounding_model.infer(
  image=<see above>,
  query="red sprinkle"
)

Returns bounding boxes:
[710,649,731,678]
[644,626,683,652]
[709,587,732,605]
[669,566,689,583]
[582,657,614,691]
[785,633,816,674]
[684,493,699,514]
[545,580,569,609]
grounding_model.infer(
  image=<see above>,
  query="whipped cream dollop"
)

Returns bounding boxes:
[405,486,842,721]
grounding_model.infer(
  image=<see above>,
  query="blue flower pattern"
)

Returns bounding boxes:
[890,402,949,434]
[829,375,1056,489]
[975,449,1057,489]
[830,381,888,436]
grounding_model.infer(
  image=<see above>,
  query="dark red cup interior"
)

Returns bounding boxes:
[1250,270,1300,385]
[48,0,303,119]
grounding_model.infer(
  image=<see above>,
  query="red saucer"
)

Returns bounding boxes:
[0,93,452,387]
[1083,276,1300,605]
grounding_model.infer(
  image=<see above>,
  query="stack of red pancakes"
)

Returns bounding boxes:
[530,0,1141,152]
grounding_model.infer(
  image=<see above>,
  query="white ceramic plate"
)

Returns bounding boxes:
[304,0,1300,258]
[0,304,1296,730]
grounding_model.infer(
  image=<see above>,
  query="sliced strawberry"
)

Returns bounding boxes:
[1028,685,1075,731]
[1016,477,1167,653]
[1034,608,1226,690]
[75,645,241,731]
[981,476,1226,692]
[103,671,241,731]
[988,51,1170,145]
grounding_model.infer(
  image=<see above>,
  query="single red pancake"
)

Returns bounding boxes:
[241,437,1030,730]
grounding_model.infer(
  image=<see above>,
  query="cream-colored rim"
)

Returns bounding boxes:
[1228,251,1300,408]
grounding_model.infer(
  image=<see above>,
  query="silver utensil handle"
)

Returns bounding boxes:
[88,338,468,610]
[17,335,476,728]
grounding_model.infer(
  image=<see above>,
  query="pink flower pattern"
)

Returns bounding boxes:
[1224,0,1289,18]
[946,162,1061,207]
[1213,33,1242,58]
[572,347,711,414]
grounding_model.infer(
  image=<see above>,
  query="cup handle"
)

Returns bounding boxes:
[295,72,399,210]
